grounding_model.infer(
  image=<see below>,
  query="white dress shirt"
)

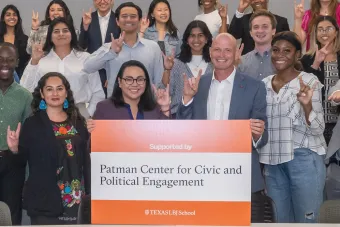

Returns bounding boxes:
[21,49,105,116]
[207,69,235,120]
[98,11,111,44]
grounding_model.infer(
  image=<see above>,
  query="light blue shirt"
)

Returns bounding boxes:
[14,71,20,83]
[143,25,182,56]
[83,37,164,96]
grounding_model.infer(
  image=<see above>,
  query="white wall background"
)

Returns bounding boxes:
[0,0,311,35]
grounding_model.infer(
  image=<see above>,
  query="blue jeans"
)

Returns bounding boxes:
[264,148,326,223]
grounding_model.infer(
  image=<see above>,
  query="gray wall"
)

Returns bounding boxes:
[0,0,311,35]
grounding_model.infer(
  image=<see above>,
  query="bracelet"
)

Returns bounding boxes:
[164,68,172,71]
[31,27,39,31]
[161,108,170,113]
[139,31,144,34]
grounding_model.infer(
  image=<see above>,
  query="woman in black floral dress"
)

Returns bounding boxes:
[7,72,90,225]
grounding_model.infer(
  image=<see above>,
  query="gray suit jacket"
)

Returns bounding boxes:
[177,71,268,192]
[326,80,340,161]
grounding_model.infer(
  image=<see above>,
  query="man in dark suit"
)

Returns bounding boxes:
[229,0,289,55]
[177,33,268,194]
[79,0,120,97]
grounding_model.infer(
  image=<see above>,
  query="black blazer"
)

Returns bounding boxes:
[229,12,290,55]
[18,111,90,217]
[78,11,120,53]
[0,34,30,78]
[301,52,340,100]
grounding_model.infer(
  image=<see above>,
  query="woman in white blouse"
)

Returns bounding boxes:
[260,31,326,223]
[21,17,105,118]
[194,0,228,38]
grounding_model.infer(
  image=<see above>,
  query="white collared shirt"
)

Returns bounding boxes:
[98,11,111,44]
[207,68,236,120]
[21,49,105,116]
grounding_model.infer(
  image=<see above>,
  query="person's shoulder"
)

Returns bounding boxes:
[273,13,288,21]
[14,83,33,97]
[97,99,114,109]
[300,71,319,82]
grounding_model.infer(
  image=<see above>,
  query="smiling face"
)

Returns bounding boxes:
[4,9,18,27]
[271,40,300,72]
[250,15,276,46]
[152,2,170,24]
[40,76,67,109]
[0,45,18,81]
[117,7,139,33]
[316,20,337,47]
[94,0,113,14]
[118,66,147,102]
[209,35,236,70]
[201,0,216,10]
[188,27,208,55]
[51,22,71,47]
[49,3,64,21]
[251,0,268,11]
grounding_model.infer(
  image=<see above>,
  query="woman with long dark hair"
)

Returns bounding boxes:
[162,20,213,118]
[139,0,181,56]
[7,72,90,225]
[86,60,170,132]
[21,17,105,118]
[259,31,326,222]
[26,0,74,54]
[0,5,30,78]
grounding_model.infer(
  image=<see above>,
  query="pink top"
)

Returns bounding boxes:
[301,3,340,51]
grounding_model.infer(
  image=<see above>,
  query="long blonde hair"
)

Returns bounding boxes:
[307,16,340,56]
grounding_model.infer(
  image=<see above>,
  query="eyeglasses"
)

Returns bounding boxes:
[317,27,336,34]
[121,77,146,85]
[95,0,110,3]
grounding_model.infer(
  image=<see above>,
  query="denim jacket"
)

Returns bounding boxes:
[143,25,182,57]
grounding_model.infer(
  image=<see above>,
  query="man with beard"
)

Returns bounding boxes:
[0,42,32,225]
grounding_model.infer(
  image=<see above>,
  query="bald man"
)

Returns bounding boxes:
[177,34,268,194]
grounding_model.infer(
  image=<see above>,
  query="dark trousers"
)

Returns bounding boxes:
[30,216,62,225]
[99,69,108,98]
[0,153,26,225]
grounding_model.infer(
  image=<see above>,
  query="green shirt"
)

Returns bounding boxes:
[0,82,32,150]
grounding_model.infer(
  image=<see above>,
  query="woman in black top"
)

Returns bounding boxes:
[301,16,340,144]
[0,5,30,78]
[7,72,90,225]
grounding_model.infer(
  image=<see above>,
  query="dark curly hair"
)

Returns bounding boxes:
[178,20,212,63]
[32,72,85,125]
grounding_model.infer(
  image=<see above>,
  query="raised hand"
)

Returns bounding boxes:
[31,43,44,65]
[7,123,21,153]
[163,49,175,70]
[153,84,171,111]
[313,42,331,68]
[110,31,125,54]
[238,0,251,13]
[183,70,202,104]
[328,90,340,103]
[297,76,318,106]
[82,8,92,31]
[235,43,244,65]
[294,0,305,20]
[86,119,95,133]
[250,119,265,142]
[140,16,150,33]
[218,3,228,19]
[32,10,40,30]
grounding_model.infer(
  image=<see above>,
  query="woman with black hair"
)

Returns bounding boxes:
[194,0,228,38]
[259,31,326,223]
[26,0,74,54]
[139,0,181,56]
[162,20,213,118]
[7,72,90,225]
[0,5,30,78]
[87,60,169,130]
[21,17,105,119]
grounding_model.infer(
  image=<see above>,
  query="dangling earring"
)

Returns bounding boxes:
[39,100,47,110]
[63,99,69,109]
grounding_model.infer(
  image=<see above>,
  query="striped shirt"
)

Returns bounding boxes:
[259,72,326,165]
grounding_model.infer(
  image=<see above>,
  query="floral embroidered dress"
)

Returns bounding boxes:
[52,120,85,224]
